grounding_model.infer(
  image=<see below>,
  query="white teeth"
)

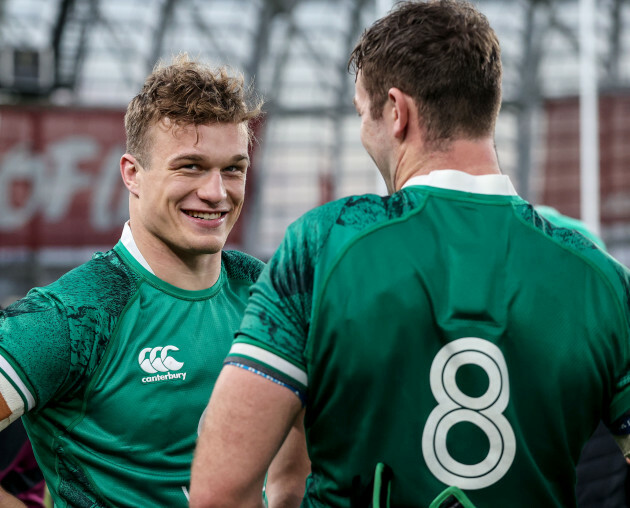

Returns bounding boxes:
[186,211,222,220]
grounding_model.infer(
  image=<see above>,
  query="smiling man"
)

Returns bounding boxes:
[0,55,309,507]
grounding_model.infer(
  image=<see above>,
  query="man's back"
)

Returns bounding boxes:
[233,171,630,506]
[188,2,629,505]
[310,189,626,505]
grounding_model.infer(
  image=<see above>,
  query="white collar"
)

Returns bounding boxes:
[120,221,155,274]
[402,169,517,196]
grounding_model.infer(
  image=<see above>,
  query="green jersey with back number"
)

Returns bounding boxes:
[0,233,263,507]
[225,170,630,507]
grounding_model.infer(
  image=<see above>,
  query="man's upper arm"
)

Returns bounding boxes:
[228,239,314,405]
[0,372,28,430]
[0,291,74,429]
[0,319,38,430]
[190,364,303,508]
[265,409,310,508]
[0,484,27,508]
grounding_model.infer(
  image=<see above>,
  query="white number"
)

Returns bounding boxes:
[421,337,516,489]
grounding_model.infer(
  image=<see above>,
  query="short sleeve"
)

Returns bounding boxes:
[0,289,74,411]
[226,221,316,402]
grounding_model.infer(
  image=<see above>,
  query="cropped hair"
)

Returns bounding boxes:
[348,0,502,149]
[125,53,263,165]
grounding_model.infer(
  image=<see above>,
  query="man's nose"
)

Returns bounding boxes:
[197,170,227,202]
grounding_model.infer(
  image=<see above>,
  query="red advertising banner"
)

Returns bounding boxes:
[542,93,630,225]
[0,106,128,248]
[0,106,257,249]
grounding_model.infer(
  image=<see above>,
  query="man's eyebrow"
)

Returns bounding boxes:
[232,154,250,164]
[171,154,204,163]
[228,154,251,167]
[170,153,250,164]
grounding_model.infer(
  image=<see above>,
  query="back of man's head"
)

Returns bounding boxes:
[124,53,263,166]
[348,0,502,150]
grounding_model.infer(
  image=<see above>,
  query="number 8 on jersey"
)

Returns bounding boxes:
[422,337,516,489]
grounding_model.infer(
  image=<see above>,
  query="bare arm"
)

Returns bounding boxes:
[0,387,24,431]
[189,365,302,508]
[0,394,12,426]
[265,409,310,508]
[0,485,27,508]
[613,434,630,465]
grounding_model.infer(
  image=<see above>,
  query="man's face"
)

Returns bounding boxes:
[354,72,394,193]
[133,120,249,258]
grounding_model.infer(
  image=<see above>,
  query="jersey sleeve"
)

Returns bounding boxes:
[225,218,318,404]
[0,289,79,415]
[224,194,403,404]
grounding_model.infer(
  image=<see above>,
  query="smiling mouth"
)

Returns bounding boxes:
[183,210,225,220]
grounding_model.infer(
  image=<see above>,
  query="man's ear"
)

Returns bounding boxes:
[120,154,140,196]
[388,87,410,140]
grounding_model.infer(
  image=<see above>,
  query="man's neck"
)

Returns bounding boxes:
[128,225,222,291]
[146,251,222,291]
[394,137,501,191]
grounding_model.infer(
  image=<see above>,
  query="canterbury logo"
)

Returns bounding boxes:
[138,346,184,373]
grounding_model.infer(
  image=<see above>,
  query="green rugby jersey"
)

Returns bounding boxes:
[0,230,263,507]
[226,170,630,507]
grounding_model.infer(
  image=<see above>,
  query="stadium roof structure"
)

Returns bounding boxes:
[0,0,629,260]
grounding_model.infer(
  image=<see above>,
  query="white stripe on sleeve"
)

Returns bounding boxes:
[229,343,308,387]
[0,355,36,411]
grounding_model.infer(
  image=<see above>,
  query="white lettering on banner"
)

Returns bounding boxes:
[0,144,46,229]
[46,138,96,220]
[0,139,127,232]
[92,148,127,230]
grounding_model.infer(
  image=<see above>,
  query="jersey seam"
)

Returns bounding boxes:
[405,185,524,205]
[64,255,142,432]
[52,440,111,508]
[512,203,630,365]
[305,192,431,362]
[66,281,143,433]
[19,290,74,412]
[114,243,227,300]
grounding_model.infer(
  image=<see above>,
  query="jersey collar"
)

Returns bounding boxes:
[119,221,155,274]
[402,169,518,196]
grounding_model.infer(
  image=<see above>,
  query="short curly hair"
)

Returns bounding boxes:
[349,0,501,149]
[125,53,263,165]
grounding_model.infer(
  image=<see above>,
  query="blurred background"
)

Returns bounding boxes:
[0,0,629,303]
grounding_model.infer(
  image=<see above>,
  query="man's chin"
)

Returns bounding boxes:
[174,238,226,257]
[187,230,230,252]
[193,243,225,256]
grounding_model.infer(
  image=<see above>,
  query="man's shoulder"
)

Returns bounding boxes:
[286,190,425,254]
[41,247,141,313]
[299,193,387,224]
[293,191,419,233]
[221,250,265,284]
[516,203,618,269]
[516,203,630,315]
